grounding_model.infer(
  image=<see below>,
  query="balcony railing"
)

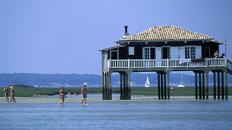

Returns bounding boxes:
[104,58,232,71]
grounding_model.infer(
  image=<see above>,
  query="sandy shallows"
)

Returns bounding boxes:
[0,94,231,104]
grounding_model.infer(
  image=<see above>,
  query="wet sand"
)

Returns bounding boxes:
[0,94,231,104]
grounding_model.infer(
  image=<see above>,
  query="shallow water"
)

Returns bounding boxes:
[1,100,232,130]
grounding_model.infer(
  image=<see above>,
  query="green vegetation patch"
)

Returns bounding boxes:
[0,85,232,97]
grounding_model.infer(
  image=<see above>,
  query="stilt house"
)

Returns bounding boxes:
[101,26,232,100]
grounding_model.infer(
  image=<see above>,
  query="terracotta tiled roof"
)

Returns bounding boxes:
[122,26,213,41]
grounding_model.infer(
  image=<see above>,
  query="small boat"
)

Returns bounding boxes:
[177,83,185,88]
[145,76,150,88]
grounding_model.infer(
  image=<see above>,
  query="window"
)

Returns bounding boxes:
[128,47,135,55]
[143,48,150,59]
[162,47,170,59]
[143,47,157,59]
[190,47,196,59]
[185,47,190,59]
[185,47,196,59]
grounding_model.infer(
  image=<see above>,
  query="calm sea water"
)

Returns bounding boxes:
[1,99,232,130]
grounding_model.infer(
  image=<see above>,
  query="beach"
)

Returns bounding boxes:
[1,94,232,104]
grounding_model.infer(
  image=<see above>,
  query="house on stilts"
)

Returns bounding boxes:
[100,25,232,100]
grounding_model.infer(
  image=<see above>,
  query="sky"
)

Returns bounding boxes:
[0,0,232,74]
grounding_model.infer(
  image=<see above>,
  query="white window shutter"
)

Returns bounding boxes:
[156,47,161,59]
[179,47,185,59]
[170,47,178,59]
[196,46,202,59]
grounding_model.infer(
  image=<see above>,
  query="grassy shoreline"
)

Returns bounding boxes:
[1,86,232,97]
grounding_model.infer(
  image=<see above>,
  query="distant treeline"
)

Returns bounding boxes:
[0,73,231,87]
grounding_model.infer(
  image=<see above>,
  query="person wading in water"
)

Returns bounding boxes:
[81,83,88,105]
[10,86,16,103]
[3,86,10,103]
[59,87,65,104]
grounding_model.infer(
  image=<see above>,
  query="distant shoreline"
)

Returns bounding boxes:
[1,86,232,97]
[1,95,232,104]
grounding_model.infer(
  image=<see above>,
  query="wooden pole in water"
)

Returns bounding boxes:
[217,71,220,99]
[104,72,107,100]
[225,71,228,100]
[157,73,160,99]
[105,72,108,100]
[102,72,104,100]
[161,73,164,99]
[109,72,112,100]
[164,73,167,99]
[221,72,224,99]
[205,72,209,99]
[127,71,131,100]
[106,72,109,100]
[120,72,123,100]
[124,72,128,100]
[203,72,205,99]
[213,72,216,99]
[195,72,198,99]
[199,72,202,100]
[167,72,170,100]
[202,72,205,99]
[123,72,126,100]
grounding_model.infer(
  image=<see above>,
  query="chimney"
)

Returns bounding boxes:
[124,25,129,36]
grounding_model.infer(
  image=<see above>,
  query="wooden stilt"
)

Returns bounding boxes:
[205,72,209,99]
[199,72,202,100]
[120,72,123,100]
[124,72,128,100]
[202,72,205,99]
[161,73,164,99]
[123,72,126,100]
[167,72,170,100]
[127,71,131,100]
[217,71,220,99]
[157,73,160,99]
[195,72,198,99]
[102,72,106,100]
[109,72,112,100]
[213,72,216,99]
[221,72,224,99]
[225,71,228,100]
[105,72,108,100]
[164,73,167,99]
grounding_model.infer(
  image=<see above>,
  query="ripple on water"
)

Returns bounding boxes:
[0,100,232,130]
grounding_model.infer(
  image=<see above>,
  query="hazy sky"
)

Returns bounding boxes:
[0,0,232,74]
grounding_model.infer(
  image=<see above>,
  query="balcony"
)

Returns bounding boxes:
[104,58,232,73]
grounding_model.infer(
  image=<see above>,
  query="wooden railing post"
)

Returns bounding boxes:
[224,58,227,67]
[128,59,130,68]
[108,59,111,69]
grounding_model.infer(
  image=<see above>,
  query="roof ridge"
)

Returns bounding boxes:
[123,25,214,41]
